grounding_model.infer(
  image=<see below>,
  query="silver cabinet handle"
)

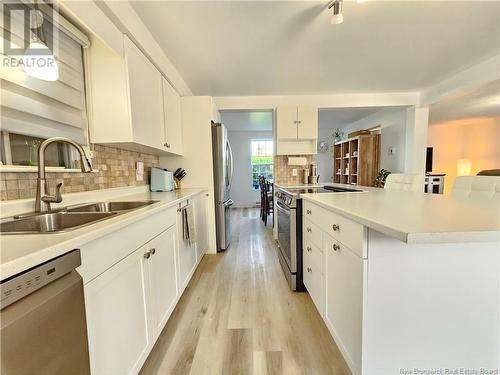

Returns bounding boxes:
[298,120,302,124]
[164,142,170,148]
[307,267,312,273]
[307,227,312,233]
[144,251,151,259]
[150,248,156,255]
[333,244,340,251]
[306,246,312,252]
[332,224,340,231]
[306,209,312,214]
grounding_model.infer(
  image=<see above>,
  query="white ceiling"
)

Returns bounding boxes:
[221,110,273,131]
[131,1,500,96]
[319,107,383,129]
[429,79,500,124]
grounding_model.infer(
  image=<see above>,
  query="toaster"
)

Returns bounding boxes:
[150,167,175,192]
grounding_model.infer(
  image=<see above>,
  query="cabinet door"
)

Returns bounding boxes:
[84,249,151,375]
[193,194,209,260]
[297,106,318,140]
[276,106,298,140]
[325,236,363,374]
[177,208,197,290]
[148,225,178,338]
[124,36,164,149]
[162,77,183,155]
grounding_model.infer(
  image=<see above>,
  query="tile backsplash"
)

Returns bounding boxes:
[0,145,159,201]
[274,155,317,185]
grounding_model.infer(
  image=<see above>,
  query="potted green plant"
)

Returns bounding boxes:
[374,169,391,188]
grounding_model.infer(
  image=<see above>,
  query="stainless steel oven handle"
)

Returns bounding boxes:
[275,200,290,214]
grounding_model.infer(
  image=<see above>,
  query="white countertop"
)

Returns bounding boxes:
[0,187,207,280]
[300,185,500,244]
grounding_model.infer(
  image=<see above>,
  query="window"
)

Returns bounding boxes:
[0,2,90,167]
[251,140,273,189]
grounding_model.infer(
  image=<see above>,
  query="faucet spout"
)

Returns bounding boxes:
[35,137,93,212]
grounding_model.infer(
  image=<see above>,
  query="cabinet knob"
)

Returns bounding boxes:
[307,246,312,252]
[164,142,170,148]
[144,251,151,259]
[333,244,340,251]
[298,120,302,124]
[332,224,340,231]
[306,209,311,214]
[306,227,312,233]
[150,248,156,255]
[307,267,312,273]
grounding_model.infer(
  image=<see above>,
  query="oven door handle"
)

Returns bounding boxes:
[275,200,290,214]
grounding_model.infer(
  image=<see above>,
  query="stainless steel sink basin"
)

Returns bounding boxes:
[67,200,157,213]
[0,212,117,234]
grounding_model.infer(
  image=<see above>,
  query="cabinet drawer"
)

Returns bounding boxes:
[303,244,324,316]
[303,200,322,225]
[303,218,322,249]
[323,210,365,258]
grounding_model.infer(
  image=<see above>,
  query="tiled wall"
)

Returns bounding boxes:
[0,145,159,201]
[274,155,317,185]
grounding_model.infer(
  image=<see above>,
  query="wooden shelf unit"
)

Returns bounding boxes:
[332,134,380,186]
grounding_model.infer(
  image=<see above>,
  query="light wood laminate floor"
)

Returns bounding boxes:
[140,208,350,375]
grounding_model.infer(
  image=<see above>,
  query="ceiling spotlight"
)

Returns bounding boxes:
[328,0,344,25]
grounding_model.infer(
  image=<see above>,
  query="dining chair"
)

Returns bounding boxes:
[384,173,424,193]
[451,176,500,200]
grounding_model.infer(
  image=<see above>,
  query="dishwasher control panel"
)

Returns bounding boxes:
[0,249,81,310]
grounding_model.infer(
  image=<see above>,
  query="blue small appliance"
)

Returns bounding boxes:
[150,167,175,192]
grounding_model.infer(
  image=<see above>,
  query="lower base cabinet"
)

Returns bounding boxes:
[84,243,151,375]
[85,225,179,375]
[324,234,363,375]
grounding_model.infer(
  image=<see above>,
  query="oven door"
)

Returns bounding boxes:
[276,200,296,273]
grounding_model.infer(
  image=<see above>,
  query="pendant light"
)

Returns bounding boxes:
[22,3,59,81]
[328,0,343,25]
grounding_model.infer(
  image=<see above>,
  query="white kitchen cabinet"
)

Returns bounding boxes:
[177,202,197,290]
[303,233,325,316]
[162,77,183,155]
[84,247,151,375]
[146,225,178,340]
[324,235,363,375]
[124,36,164,150]
[88,35,183,155]
[85,224,179,375]
[193,193,209,261]
[275,106,318,155]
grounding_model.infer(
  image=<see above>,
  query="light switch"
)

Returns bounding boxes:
[388,147,396,155]
[136,161,144,181]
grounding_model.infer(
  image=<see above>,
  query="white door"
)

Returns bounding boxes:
[297,106,318,140]
[194,194,209,260]
[147,225,178,338]
[124,36,164,149]
[162,77,183,155]
[84,248,151,375]
[325,236,363,374]
[276,106,298,140]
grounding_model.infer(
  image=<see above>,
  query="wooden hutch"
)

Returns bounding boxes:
[333,134,380,187]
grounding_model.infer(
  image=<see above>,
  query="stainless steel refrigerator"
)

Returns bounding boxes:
[211,122,234,251]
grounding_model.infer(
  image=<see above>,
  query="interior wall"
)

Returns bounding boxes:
[317,107,409,182]
[427,117,500,194]
[317,129,334,182]
[227,130,273,208]
[341,107,408,173]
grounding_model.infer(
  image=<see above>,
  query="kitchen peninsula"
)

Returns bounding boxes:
[300,187,499,374]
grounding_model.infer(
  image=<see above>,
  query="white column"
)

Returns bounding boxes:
[404,106,429,174]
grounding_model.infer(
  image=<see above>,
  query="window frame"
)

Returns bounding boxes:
[250,139,273,190]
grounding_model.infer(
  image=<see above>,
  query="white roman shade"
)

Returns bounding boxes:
[0,2,90,144]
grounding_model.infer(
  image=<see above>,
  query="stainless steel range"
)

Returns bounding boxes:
[275,185,360,291]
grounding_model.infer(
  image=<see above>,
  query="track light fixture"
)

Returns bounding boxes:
[328,0,344,25]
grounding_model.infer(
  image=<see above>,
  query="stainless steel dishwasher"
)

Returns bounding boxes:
[1,249,90,375]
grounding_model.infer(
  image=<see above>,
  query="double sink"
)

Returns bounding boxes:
[1,201,158,234]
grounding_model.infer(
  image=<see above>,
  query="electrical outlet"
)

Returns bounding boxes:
[292,168,298,176]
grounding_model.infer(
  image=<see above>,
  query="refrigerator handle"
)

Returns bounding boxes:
[227,141,234,191]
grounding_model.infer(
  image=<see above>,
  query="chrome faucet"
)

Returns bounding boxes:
[35,137,93,212]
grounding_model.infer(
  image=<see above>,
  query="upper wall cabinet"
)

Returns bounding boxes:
[88,35,183,155]
[275,106,318,155]
[124,37,164,150]
[162,77,183,155]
